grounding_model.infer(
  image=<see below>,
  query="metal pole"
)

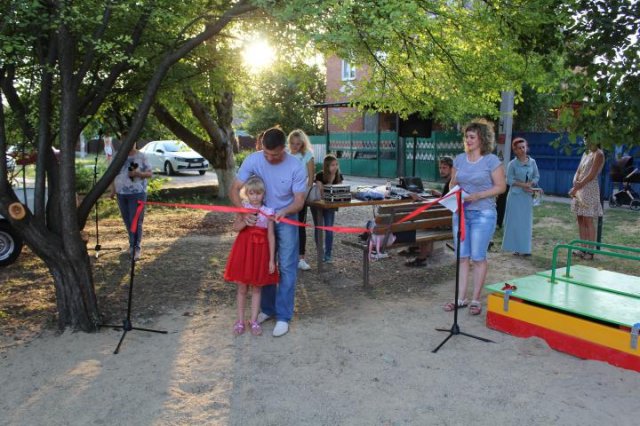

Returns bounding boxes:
[500,91,515,166]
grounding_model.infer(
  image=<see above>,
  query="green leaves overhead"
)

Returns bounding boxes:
[266,0,567,122]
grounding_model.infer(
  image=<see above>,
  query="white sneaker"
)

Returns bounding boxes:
[257,312,271,324]
[272,321,289,337]
[298,259,311,270]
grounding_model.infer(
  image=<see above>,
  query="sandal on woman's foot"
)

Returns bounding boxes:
[233,320,245,336]
[443,299,468,312]
[398,247,419,257]
[580,252,594,260]
[249,320,262,336]
[469,300,482,315]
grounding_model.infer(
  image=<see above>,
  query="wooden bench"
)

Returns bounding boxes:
[342,201,453,287]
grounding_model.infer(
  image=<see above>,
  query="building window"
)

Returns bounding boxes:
[341,60,356,81]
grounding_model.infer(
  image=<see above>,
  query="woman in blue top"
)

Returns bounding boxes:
[501,137,540,256]
[444,119,506,315]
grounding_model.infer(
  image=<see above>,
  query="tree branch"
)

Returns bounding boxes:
[80,0,257,223]
[153,101,207,147]
[78,6,152,117]
[76,2,113,89]
[184,88,221,142]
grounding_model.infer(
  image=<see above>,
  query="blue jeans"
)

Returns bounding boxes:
[453,208,497,261]
[311,208,336,258]
[117,192,147,249]
[261,216,299,322]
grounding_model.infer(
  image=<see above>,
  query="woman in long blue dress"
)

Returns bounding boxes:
[502,137,540,256]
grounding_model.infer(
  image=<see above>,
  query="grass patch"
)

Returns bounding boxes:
[493,201,640,275]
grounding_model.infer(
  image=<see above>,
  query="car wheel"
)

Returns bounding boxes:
[608,195,619,208]
[164,161,175,176]
[199,170,206,176]
[630,200,640,211]
[0,221,23,267]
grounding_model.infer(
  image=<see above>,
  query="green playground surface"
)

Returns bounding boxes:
[536,265,640,299]
[485,271,640,327]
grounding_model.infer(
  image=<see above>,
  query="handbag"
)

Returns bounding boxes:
[305,184,321,204]
[532,188,544,206]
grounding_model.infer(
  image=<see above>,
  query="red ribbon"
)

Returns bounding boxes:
[129,189,466,241]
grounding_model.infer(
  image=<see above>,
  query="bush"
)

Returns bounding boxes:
[235,150,253,168]
[75,163,103,194]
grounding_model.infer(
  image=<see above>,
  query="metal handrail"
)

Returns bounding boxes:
[550,239,640,283]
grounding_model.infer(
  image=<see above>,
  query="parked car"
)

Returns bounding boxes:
[0,187,32,267]
[140,140,209,176]
[6,154,15,173]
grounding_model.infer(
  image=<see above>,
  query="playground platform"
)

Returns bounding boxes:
[486,241,640,372]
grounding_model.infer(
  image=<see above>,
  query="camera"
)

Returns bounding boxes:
[128,162,139,180]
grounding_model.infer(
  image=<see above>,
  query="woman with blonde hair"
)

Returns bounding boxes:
[444,119,506,315]
[287,129,315,270]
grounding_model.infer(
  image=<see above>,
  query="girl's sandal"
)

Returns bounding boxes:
[233,320,246,336]
[249,320,262,336]
[469,300,482,315]
[443,299,468,312]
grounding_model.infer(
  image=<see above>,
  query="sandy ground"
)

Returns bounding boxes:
[1,191,639,425]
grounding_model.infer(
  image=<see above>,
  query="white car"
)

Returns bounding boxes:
[140,140,209,176]
[6,154,15,173]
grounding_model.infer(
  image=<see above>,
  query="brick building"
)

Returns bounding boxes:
[324,55,396,132]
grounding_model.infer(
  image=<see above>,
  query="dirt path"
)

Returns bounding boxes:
[1,204,639,425]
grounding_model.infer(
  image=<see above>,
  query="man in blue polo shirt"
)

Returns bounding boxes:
[229,127,307,337]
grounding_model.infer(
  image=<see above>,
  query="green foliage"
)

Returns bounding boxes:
[556,0,640,148]
[514,84,559,132]
[74,163,103,194]
[240,60,326,135]
[234,149,253,168]
[264,0,568,124]
[146,176,167,198]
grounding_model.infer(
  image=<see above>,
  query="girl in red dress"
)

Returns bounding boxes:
[224,176,278,336]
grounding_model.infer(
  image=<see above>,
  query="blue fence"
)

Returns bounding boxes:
[516,132,640,198]
[311,131,639,198]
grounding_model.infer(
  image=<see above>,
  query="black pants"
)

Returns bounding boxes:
[298,205,308,256]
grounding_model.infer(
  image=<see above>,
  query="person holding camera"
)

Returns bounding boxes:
[110,134,152,260]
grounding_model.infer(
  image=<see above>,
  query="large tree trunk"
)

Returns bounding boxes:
[48,253,100,331]
[153,92,238,199]
[7,209,100,331]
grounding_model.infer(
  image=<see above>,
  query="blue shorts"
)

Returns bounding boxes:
[452,209,497,261]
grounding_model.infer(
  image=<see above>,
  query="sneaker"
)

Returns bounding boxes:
[298,259,311,270]
[134,248,141,261]
[323,256,333,263]
[405,257,427,267]
[257,312,271,324]
[273,321,289,337]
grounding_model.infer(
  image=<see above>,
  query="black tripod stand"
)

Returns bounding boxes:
[432,192,494,353]
[99,226,167,354]
[88,149,120,258]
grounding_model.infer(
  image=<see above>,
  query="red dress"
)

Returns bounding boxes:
[224,205,279,286]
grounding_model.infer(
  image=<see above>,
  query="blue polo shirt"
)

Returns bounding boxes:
[237,151,307,211]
